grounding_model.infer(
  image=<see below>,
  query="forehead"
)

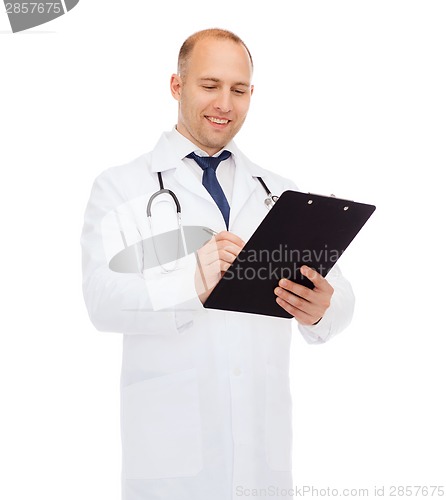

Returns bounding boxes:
[187,38,252,82]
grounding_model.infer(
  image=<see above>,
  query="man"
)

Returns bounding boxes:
[81,29,354,500]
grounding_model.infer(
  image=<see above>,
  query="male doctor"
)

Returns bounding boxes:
[81,29,355,500]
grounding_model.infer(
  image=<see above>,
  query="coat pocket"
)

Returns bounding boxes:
[265,363,293,471]
[121,368,203,479]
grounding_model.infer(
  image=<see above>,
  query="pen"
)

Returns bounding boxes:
[203,227,218,236]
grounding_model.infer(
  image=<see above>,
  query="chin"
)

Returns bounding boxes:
[200,135,229,150]
[210,131,235,145]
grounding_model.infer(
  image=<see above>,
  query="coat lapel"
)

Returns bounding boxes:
[173,163,212,204]
[229,151,265,229]
[150,132,212,204]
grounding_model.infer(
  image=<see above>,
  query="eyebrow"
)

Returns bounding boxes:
[198,77,251,88]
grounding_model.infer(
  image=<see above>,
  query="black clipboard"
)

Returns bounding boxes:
[204,190,376,318]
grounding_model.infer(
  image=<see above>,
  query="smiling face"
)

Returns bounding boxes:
[170,37,254,156]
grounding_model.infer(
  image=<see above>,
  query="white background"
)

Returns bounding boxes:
[1,1,445,498]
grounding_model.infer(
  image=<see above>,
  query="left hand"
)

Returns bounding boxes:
[274,265,334,325]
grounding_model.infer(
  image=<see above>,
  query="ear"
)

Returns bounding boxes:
[170,74,182,101]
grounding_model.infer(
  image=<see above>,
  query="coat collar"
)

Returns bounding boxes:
[149,129,266,228]
[150,129,265,177]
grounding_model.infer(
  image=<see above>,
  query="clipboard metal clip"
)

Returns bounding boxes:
[307,192,355,203]
[307,192,337,198]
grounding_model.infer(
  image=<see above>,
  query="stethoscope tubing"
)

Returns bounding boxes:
[145,171,278,272]
[147,172,277,219]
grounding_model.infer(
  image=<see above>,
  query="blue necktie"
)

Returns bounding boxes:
[187,150,232,228]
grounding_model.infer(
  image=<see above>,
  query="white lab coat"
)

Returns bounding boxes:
[81,132,355,500]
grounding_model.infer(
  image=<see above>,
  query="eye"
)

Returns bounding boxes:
[202,85,217,90]
[233,89,246,96]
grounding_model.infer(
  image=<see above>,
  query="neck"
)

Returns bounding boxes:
[175,124,224,156]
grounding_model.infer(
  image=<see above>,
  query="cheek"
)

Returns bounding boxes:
[195,95,214,115]
[182,90,210,114]
[235,97,251,116]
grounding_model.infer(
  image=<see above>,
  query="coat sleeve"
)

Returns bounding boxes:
[297,264,355,344]
[80,169,203,336]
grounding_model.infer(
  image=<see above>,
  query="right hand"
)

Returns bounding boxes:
[194,231,245,304]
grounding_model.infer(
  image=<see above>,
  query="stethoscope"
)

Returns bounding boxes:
[146,171,278,272]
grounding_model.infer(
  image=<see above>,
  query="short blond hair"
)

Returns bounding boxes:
[178,28,254,78]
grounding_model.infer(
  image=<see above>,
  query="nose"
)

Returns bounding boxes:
[213,89,232,114]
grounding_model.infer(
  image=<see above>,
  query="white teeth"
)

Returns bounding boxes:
[208,117,229,124]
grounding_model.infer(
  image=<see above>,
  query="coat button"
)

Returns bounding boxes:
[233,367,242,376]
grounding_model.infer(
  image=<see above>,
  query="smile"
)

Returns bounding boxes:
[206,116,230,125]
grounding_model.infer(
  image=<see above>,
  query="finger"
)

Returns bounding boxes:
[215,231,245,248]
[277,278,314,303]
[199,236,219,256]
[274,286,320,317]
[299,265,332,291]
[217,242,244,259]
[220,260,234,273]
[275,296,316,325]
[198,245,240,268]
[205,243,241,262]
[201,234,244,261]
[276,274,332,313]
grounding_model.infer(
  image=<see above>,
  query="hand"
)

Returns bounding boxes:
[194,231,245,304]
[274,265,334,325]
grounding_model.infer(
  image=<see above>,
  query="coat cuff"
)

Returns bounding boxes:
[144,252,204,312]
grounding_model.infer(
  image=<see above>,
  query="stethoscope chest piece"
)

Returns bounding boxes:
[264,194,279,209]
